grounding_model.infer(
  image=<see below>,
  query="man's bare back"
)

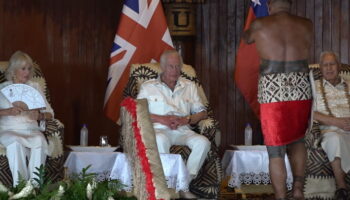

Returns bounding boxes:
[245,6,313,62]
[242,1,314,199]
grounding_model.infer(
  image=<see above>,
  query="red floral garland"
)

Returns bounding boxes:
[121,97,163,200]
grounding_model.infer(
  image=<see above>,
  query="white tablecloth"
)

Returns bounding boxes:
[222,148,293,189]
[64,152,190,192]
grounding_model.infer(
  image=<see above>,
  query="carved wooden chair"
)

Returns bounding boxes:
[304,63,350,199]
[0,61,64,187]
[121,63,223,199]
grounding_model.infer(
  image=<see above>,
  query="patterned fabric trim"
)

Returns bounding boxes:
[121,98,171,200]
[305,116,350,199]
[304,176,335,200]
[258,72,312,103]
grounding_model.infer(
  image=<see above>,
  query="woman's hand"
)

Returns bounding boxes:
[7,106,24,116]
[13,101,28,110]
[23,110,40,120]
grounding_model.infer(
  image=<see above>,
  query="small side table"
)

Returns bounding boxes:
[222,145,293,190]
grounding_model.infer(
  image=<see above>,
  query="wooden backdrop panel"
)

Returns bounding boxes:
[0,0,123,146]
[0,0,350,152]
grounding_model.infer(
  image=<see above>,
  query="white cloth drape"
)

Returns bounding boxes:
[64,152,190,192]
[222,149,293,190]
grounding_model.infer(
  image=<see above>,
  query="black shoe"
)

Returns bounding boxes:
[335,188,349,200]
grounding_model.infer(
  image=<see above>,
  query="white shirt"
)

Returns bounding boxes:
[314,78,350,134]
[137,77,206,129]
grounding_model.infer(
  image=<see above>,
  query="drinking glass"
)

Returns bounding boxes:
[99,136,109,147]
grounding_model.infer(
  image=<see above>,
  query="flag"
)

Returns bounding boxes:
[234,0,269,118]
[104,0,174,122]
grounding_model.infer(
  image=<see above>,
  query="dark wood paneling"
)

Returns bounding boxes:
[1,0,350,153]
[314,0,323,62]
[195,0,350,152]
[0,0,123,146]
[331,0,340,54]
[306,0,315,62]
[340,0,349,63]
[217,0,228,152]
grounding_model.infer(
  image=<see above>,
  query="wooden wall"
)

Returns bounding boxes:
[194,0,350,152]
[0,0,123,146]
[0,0,350,152]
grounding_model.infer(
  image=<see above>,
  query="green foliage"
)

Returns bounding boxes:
[0,192,9,200]
[32,165,51,190]
[63,165,95,200]
[91,180,124,200]
[12,174,27,194]
[0,165,136,200]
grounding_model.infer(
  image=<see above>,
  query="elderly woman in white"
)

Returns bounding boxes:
[0,51,53,186]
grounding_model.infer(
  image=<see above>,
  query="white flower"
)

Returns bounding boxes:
[91,179,97,190]
[108,197,115,200]
[47,131,63,158]
[86,179,97,200]
[251,0,261,6]
[50,185,65,200]
[57,185,65,196]
[9,181,34,199]
[86,183,93,200]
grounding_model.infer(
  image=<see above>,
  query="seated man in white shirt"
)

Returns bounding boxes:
[313,51,350,200]
[137,50,210,198]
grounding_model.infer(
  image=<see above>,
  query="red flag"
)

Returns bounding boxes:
[234,0,269,118]
[104,0,174,122]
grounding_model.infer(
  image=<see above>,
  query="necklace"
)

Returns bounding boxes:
[319,78,350,117]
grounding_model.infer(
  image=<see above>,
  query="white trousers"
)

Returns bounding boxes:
[154,126,211,176]
[6,141,46,186]
[321,131,350,173]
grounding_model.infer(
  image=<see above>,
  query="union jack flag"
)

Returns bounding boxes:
[104,0,174,121]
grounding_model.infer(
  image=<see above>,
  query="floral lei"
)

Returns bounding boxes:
[319,77,350,117]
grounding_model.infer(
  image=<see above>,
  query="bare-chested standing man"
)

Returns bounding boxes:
[244,0,313,199]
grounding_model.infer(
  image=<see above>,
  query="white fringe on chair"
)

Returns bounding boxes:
[121,98,172,200]
[304,175,335,200]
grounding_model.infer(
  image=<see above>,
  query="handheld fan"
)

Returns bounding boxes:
[1,84,46,110]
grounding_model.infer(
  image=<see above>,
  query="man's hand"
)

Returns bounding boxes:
[314,112,350,131]
[243,20,260,44]
[151,114,189,130]
[165,116,189,130]
[159,115,179,130]
[174,116,189,127]
[332,117,350,131]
